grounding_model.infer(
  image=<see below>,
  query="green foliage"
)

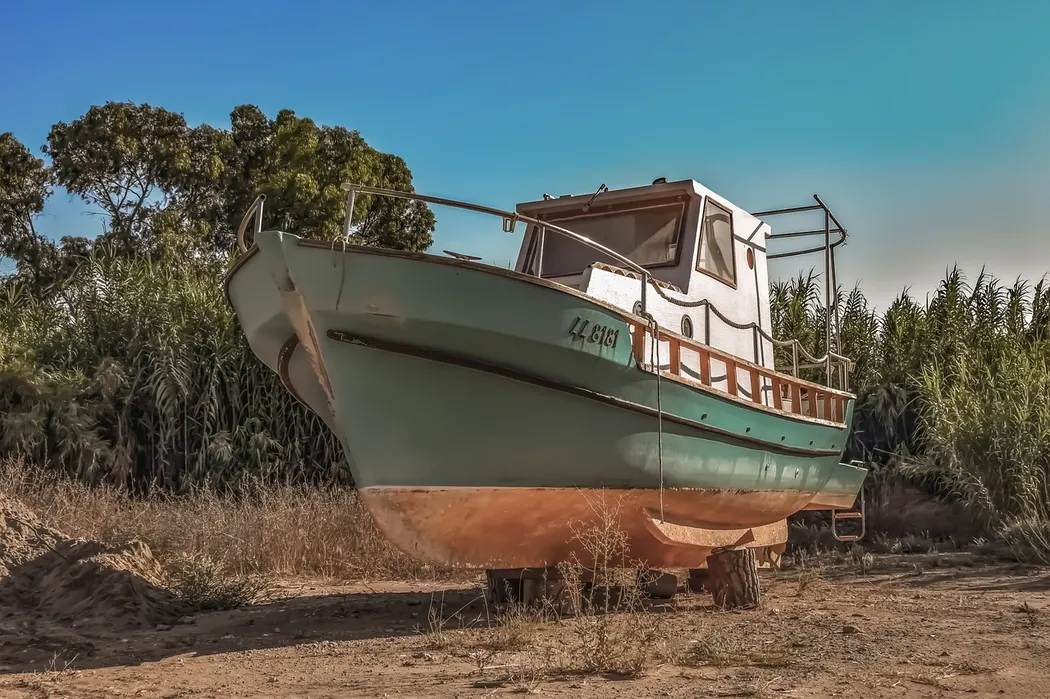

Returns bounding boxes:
[41,101,436,257]
[215,106,436,253]
[0,103,436,493]
[0,132,76,292]
[0,239,347,492]
[44,102,192,247]
[5,101,1050,565]
[774,265,1050,552]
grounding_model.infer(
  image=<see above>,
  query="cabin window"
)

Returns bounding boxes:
[696,198,736,287]
[535,198,686,278]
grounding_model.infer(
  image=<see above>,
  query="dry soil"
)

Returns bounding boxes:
[0,550,1048,698]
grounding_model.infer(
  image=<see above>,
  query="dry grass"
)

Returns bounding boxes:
[0,459,446,582]
[412,491,674,689]
[682,631,799,669]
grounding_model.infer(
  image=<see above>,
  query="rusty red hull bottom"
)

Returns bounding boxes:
[360,486,801,570]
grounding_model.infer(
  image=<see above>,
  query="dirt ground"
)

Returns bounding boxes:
[0,552,1048,699]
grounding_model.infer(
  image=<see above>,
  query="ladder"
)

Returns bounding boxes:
[831,464,867,543]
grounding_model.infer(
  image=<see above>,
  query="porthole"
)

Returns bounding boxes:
[632,300,644,315]
[746,248,755,270]
[681,315,693,338]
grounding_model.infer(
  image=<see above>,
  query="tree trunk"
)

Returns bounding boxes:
[706,548,760,609]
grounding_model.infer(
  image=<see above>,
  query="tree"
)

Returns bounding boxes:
[207,106,435,253]
[43,102,436,257]
[44,102,195,252]
[0,132,67,292]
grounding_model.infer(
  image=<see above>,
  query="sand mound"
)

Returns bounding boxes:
[0,492,185,629]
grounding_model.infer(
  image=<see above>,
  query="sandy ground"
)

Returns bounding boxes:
[0,552,1048,698]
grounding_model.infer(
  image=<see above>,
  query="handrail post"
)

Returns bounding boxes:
[236,194,266,254]
[536,226,545,278]
[822,206,832,386]
[341,189,357,239]
[640,272,648,318]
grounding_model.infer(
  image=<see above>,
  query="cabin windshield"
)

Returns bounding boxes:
[535,198,687,277]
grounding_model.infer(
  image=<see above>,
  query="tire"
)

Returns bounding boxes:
[687,568,710,593]
[706,548,761,609]
[486,570,523,606]
[638,570,678,599]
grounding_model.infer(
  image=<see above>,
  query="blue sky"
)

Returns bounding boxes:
[2,0,1048,310]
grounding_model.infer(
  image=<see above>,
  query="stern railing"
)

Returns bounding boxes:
[754,195,851,387]
[627,317,851,423]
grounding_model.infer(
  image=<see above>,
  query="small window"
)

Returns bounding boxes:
[696,198,736,286]
[681,315,693,338]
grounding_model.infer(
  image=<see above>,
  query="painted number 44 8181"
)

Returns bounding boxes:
[568,316,619,349]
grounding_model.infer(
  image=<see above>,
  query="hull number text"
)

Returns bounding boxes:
[568,316,619,349]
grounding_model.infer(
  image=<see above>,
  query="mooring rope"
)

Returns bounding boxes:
[646,314,665,523]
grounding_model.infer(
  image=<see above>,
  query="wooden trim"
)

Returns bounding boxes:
[644,317,852,400]
[629,318,850,427]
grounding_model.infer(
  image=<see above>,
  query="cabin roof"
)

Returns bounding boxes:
[515,179,701,218]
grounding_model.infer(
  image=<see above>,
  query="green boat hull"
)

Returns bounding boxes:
[225,231,866,568]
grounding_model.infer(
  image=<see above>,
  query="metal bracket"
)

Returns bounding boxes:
[442,250,482,262]
[502,216,517,233]
[831,486,866,543]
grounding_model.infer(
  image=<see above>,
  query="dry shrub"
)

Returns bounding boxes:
[480,602,550,652]
[166,551,275,610]
[0,459,445,581]
[997,516,1050,565]
[456,492,671,689]
[555,491,668,677]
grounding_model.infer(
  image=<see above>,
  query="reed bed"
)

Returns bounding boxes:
[1,230,1048,562]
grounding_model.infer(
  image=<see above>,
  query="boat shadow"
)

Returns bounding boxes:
[0,584,487,674]
[787,551,1050,593]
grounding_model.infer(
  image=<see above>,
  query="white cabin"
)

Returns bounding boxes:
[514,179,775,375]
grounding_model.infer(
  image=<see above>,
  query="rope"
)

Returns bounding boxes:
[646,313,665,523]
[648,279,850,369]
[334,238,348,310]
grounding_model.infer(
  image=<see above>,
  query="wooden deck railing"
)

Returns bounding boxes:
[628,320,851,424]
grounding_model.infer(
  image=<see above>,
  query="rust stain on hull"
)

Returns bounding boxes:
[360,486,807,569]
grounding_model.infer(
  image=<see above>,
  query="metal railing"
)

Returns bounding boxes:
[338,182,664,316]
[234,182,854,393]
[754,194,850,385]
[236,194,267,253]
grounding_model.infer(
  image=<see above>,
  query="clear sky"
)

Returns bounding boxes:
[2,0,1048,310]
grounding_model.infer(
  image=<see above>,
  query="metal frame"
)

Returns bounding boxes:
[754,194,849,385]
[236,194,266,253]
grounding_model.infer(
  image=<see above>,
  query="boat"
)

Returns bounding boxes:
[223,176,867,597]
